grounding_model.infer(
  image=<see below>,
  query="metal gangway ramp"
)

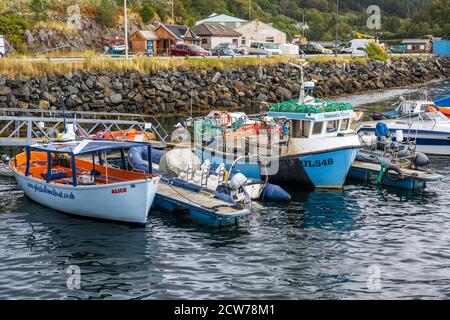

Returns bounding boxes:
[0,108,169,146]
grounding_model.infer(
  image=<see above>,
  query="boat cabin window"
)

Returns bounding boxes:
[326,120,340,133]
[312,121,324,135]
[291,120,311,138]
[340,118,350,131]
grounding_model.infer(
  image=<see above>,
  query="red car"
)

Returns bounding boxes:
[171,44,210,56]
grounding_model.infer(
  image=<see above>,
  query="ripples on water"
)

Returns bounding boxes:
[0,81,449,299]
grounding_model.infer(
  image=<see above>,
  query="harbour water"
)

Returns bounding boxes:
[0,80,449,299]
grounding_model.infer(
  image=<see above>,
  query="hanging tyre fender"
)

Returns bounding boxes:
[385,165,404,181]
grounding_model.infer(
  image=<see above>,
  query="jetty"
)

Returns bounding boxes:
[0,108,168,146]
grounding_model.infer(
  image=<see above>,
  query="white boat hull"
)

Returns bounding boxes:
[14,172,160,224]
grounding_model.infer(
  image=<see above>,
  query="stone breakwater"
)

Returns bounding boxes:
[0,57,449,114]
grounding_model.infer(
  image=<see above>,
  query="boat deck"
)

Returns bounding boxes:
[155,182,251,227]
[352,160,442,181]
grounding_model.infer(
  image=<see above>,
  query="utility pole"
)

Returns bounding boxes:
[124,0,128,59]
[335,0,339,57]
[249,0,251,20]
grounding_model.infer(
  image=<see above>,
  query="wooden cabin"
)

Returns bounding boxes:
[129,30,159,55]
[154,24,201,56]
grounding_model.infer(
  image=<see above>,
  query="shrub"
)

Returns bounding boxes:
[0,15,31,53]
[366,41,388,62]
[96,0,116,27]
[30,0,49,20]
[140,2,154,23]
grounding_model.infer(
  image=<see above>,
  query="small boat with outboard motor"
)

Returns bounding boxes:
[126,146,257,227]
[9,139,161,225]
[349,123,442,190]
[359,110,450,156]
[128,145,291,205]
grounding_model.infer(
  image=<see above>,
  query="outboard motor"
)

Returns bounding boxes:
[413,152,430,167]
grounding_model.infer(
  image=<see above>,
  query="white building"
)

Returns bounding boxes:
[234,20,287,46]
[195,13,248,29]
[192,23,242,50]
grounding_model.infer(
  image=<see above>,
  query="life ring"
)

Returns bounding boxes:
[218,111,231,127]
[385,166,404,181]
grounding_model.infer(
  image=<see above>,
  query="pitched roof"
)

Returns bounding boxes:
[192,23,242,37]
[196,14,248,26]
[131,30,159,40]
[157,24,200,40]
[401,39,431,44]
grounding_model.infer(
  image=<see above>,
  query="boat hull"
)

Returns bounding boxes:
[262,148,359,188]
[14,172,160,224]
[358,127,450,155]
[197,147,359,189]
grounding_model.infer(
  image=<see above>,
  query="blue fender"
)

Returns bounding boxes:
[260,183,291,202]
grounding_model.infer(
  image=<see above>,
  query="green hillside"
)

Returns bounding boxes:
[0,0,448,53]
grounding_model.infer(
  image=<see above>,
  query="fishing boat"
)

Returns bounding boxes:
[195,81,361,189]
[358,111,450,155]
[9,140,161,225]
[348,123,442,190]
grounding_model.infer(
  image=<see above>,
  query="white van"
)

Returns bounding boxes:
[0,35,6,57]
[340,39,373,54]
[249,41,281,56]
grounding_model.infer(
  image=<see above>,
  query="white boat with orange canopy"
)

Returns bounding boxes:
[9,140,160,224]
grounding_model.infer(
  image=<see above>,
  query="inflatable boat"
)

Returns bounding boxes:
[128,146,290,204]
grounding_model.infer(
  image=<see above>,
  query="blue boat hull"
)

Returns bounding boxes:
[197,147,359,189]
[347,167,427,190]
[435,96,450,108]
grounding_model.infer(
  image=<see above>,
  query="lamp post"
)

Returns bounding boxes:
[335,0,339,57]
[124,0,128,59]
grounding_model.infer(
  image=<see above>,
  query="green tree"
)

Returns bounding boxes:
[97,0,116,27]
[140,1,154,23]
[30,0,48,20]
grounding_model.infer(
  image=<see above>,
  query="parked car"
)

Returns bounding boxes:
[298,43,332,54]
[340,39,373,54]
[347,47,367,56]
[171,44,210,57]
[211,43,242,56]
[249,42,281,56]
[0,35,6,57]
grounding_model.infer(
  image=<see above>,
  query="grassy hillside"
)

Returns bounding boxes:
[0,0,447,54]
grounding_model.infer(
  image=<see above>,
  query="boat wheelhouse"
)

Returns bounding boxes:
[10,139,160,224]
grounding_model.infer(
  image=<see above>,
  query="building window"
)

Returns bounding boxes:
[266,37,274,43]
[241,39,246,46]
[201,38,207,44]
